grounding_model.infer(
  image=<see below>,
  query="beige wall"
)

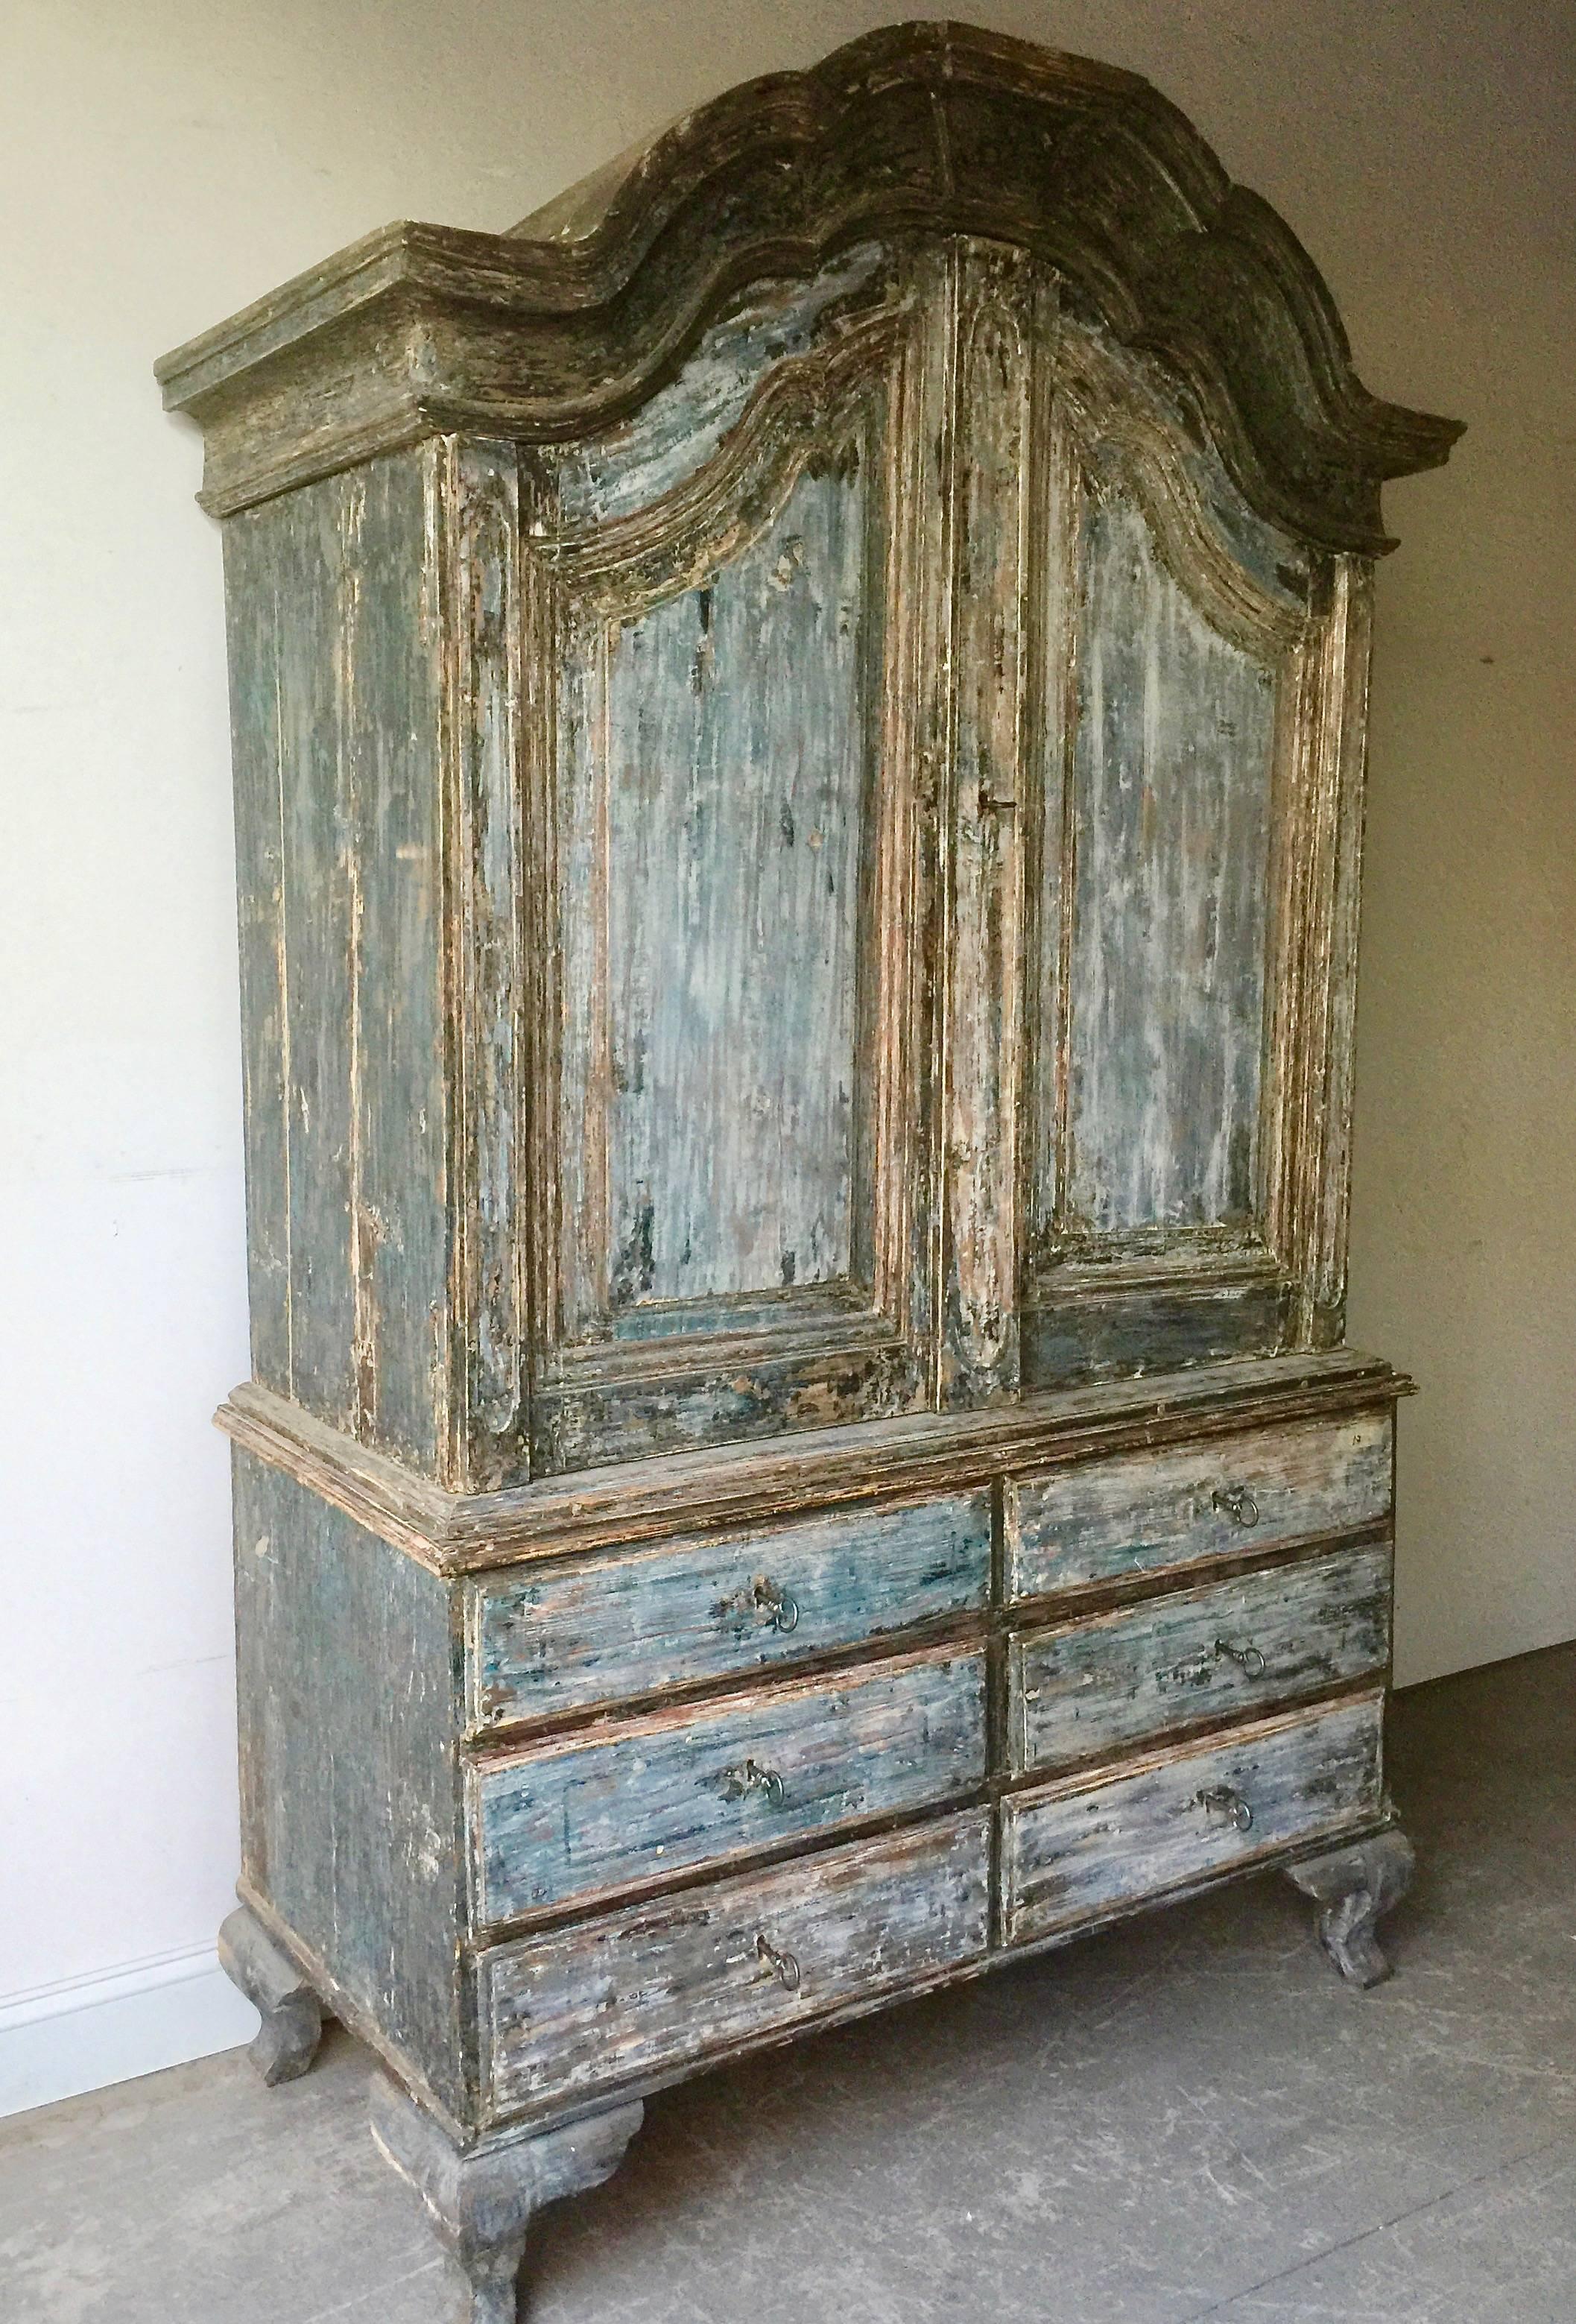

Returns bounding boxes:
[1,0,1570,2097]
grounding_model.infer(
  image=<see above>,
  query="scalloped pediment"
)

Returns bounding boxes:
[157,19,1460,546]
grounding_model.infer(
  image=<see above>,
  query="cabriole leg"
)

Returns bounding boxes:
[368,2071,644,2324]
[1286,1828,1415,1988]
[218,1903,325,2084]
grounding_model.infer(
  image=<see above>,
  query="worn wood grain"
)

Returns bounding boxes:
[569,461,867,1316]
[1001,1691,1385,1945]
[156,24,1462,550]
[1007,1409,1392,1601]
[183,32,1453,2275]
[440,438,526,1491]
[218,1351,1406,1576]
[469,1643,987,1925]
[223,513,292,1399]
[466,1490,991,1731]
[1009,1540,1392,1772]
[939,244,1038,1409]
[555,243,893,528]
[480,1810,990,2118]
[230,1449,467,2120]
[222,455,455,1470]
[512,263,939,1473]
[1063,490,1278,1240]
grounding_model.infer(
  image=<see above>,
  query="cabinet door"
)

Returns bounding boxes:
[523,247,943,1473]
[1012,320,1365,1388]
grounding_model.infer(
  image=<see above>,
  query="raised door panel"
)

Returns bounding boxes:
[1021,321,1327,1388]
[1063,495,1276,1239]
[567,466,865,1319]
[525,247,943,1474]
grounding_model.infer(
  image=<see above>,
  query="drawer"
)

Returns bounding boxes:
[1010,1542,1392,1774]
[479,1809,991,2118]
[469,1643,987,1927]
[1001,1692,1384,1947]
[466,1491,991,1731]
[1006,1411,1391,1603]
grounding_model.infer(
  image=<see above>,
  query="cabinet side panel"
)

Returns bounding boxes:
[232,1450,467,2119]
[222,455,450,1466]
[224,516,291,1395]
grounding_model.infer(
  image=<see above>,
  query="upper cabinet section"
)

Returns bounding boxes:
[166,24,1460,1488]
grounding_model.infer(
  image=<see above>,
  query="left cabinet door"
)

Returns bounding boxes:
[522,246,943,1474]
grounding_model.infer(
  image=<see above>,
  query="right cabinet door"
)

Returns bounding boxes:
[1016,312,1373,1386]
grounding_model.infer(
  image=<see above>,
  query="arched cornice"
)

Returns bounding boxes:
[158,19,1462,543]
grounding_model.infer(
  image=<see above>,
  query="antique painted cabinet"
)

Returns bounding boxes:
[157,25,1460,2320]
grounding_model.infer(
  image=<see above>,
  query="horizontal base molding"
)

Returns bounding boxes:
[218,1346,1411,1578]
[0,1945,259,2123]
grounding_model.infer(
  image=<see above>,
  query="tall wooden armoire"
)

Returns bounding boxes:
[158,25,1461,2320]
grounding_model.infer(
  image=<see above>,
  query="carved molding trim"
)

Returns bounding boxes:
[545,300,908,610]
[215,1347,1409,1576]
[1054,324,1310,660]
[157,22,1462,546]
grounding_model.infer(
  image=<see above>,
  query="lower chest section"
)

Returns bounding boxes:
[455,1402,1394,2124]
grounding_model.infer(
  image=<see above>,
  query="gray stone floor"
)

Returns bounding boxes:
[3,1643,1573,2323]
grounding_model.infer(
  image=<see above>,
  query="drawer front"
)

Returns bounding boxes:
[1010,1543,1392,1774]
[466,1491,992,1731]
[1007,1411,1391,1603]
[469,1645,987,1927]
[480,1810,991,2117]
[1001,1693,1384,1947]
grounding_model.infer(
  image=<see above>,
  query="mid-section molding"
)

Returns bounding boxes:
[217,1348,1411,1579]
[156,21,1462,544]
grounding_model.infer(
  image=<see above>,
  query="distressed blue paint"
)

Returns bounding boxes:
[1002,1693,1385,1945]
[481,1810,991,2116]
[471,1646,987,1924]
[1007,1411,1393,1600]
[469,1491,992,1728]
[557,244,890,528]
[571,456,871,1318]
[1010,1541,1392,1773]
[1064,492,1277,1237]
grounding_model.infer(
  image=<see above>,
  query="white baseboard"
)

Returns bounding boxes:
[0,1942,260,2122]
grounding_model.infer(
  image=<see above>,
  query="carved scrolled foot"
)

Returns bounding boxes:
[218,1904,325,2085]
[368,2071,644,2324]
[1286,1828,1416,1988]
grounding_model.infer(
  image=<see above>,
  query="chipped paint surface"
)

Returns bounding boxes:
[196,40,1450,2282]
[1007,1409,1393,1598]
[470,1643,988,1924]
[481,1811,990,2117]
[1010,1541,1392,1772]
[468,1490,991,1727]
[1002,1693,1386,1945]
[562,462,868,1315]
[1064,493,1277,1237]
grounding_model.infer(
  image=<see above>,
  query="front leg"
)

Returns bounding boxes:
[369,2071,644,2324]
[218,1904,325,2084]
[1286,1828,1415,1987]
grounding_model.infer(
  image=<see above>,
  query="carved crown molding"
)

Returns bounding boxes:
[156,21,1461,544]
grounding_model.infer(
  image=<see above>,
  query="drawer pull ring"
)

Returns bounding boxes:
[1212,1485,1260,1528]
[1214,1638,1267,1678]
[756,1933,802,1992]
[723,1758,786,1807]
[753,1579,800,1634]
[1194,1784,1253,1831]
